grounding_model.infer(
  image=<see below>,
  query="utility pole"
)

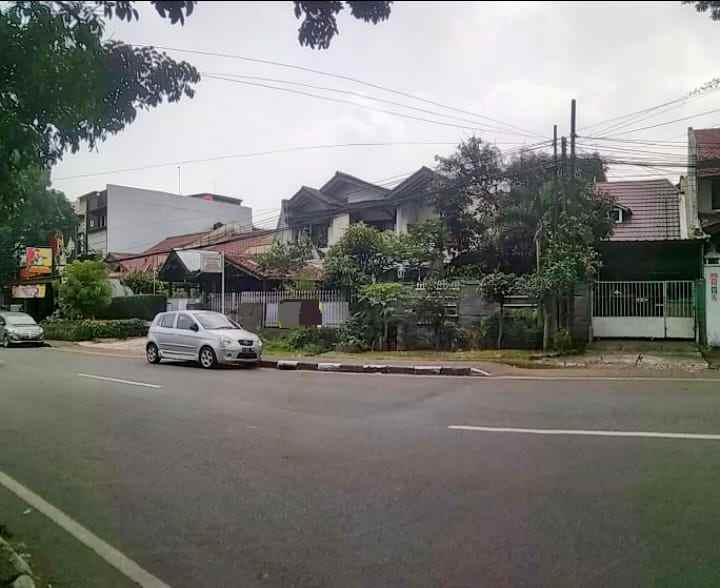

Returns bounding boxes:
[560,136,568,193]
[177,166,182,195]
[570,98,576,186]
[552,124,558,230]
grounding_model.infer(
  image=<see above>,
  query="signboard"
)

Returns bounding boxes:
[199,251,223,274]
[21,247,52,276]
[12,285,46,299]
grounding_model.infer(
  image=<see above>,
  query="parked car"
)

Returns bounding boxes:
[0,311,45,347]
[146,310,263,368]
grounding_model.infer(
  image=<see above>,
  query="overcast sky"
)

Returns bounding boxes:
[50,1,720,229]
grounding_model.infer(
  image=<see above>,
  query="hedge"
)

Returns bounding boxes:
[95,295,167,321]
[41,319,148,341]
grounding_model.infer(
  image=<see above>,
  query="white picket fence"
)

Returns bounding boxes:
[209,289,350,328]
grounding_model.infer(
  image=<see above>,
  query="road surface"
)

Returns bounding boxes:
[1,346,720,587]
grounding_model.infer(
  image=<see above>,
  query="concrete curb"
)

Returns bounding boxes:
[0,536,35,588]
[258,359,488,377]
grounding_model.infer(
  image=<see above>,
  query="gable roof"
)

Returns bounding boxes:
[288,185,341,208]
[388,166,436,200]
[596,179,681,241]
[142,230,211,255]
[320,171,390,200]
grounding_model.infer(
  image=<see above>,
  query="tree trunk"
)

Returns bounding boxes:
[497,303,504,349]
[383,319,389,352]
[543,297,553,351]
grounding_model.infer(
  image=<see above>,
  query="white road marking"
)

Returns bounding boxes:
[449,425,720,440]
[0,469,171,588]
[77,373,161,389]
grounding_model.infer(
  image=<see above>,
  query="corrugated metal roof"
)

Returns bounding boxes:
[596,179,681,241]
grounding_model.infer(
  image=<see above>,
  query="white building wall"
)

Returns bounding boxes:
[105,185,252,253]
[328,213,350,246]
[87,229,108,255]
[395,201,437,235]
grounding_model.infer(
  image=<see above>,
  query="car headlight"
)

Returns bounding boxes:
[256,339,263,349]
[221,336,234,347]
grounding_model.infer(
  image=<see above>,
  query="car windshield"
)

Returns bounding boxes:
[194,313,238,330]
[4,314,37,326]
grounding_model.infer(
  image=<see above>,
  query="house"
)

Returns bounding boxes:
[684,127,720,346]
[74,185,252,256]
[591,179,704,341]
[276,167,437,249]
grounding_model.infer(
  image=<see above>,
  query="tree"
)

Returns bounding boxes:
[357,282,407,350]
[323,223,395,288]
[0,1,200,213]
[395,219,448,280]
[120,270,156,295]
[294,1,393,49]
[0,168,76,285]
[684,1,720,20]
[255,237,313,277]
[480,271,517,349]
[431,137,504,258]
[59,260,112,318]
[413,281,457,350]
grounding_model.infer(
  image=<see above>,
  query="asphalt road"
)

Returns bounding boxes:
[2,346,720,587]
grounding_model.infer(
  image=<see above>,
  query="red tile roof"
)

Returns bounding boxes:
[694,129,720,177]
[596,179,681,241]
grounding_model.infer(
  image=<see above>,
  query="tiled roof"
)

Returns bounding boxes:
[142,230,211,254]
[693,129,720,177]
[596,179,681,241]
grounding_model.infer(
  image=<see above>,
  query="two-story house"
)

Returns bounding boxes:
[685,127,720,346]
[275,167,437,250]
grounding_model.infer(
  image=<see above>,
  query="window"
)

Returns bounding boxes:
[609,208,623,224]
[712,178,720,210]
[159,313,176,328]
[194,312,236,330]
[176,314,196,331]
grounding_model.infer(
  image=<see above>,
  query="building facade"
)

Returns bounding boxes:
[75,185,252,256]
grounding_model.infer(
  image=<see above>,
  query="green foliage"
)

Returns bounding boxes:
[58,260,111,318]
[0,1,199,212]
[357,282,409,350]
[41,318,147,341]
[95,295,167,321]
[552,328,574,354]
[395,219,448,279]
[474,309,542,350]
[480,271,519,349]
[335,314,372,352]
[294,1,392,49]
[120,270,156,295]
[413,281,458,349]
[256,237,314,277]
[284,327,338,355]
[323,223,396,288]
[432,137,504,256]
[684,1,720,21]
[0,168,76,284]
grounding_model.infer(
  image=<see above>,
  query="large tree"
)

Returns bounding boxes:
[684,1,720,20]
[294,1,393,49]
[0,167,76,285]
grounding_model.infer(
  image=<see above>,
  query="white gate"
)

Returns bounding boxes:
[592,281,695,340]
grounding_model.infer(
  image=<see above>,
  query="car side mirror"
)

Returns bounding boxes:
[190,323,199,332]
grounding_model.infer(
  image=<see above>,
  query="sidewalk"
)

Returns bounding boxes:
[46,338,718,379]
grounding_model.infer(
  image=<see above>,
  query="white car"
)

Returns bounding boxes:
[0,311,44,347]
[146,310,263,368]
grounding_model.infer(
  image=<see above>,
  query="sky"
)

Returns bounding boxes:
[50,1,720,230]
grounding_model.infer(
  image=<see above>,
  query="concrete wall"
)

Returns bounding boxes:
[328,213,350,246]
[698,178,713,213]
[106,185,252,253]
[687,129,700,234]
[87,229,108,255]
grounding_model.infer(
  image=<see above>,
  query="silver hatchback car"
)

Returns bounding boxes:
[0,311,44,347]
[146,310,263,368]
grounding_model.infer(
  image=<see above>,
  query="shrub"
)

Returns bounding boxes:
[552,328,574,354]
[58,260,112,318]
[336,314,372,352]
[95,295,167,321]
[474,309,542,350]
[285,327,338,354]
[41,319,147,341]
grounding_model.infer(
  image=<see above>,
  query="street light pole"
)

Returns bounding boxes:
[221,251,225,315]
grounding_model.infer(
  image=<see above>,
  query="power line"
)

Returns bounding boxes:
[588,107,720,138]
[140,43,547,139]
[203,74,541,138]
[203,72,532,135]
[52,141,460,182]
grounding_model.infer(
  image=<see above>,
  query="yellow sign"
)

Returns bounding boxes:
[23,247,52,275]
[12,285,46,299]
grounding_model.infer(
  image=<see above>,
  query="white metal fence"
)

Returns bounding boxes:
[592,280,695,339]
[210,289,350,328]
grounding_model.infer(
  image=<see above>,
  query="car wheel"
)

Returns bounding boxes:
[146,343,161,364]
[199,346,217,369]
